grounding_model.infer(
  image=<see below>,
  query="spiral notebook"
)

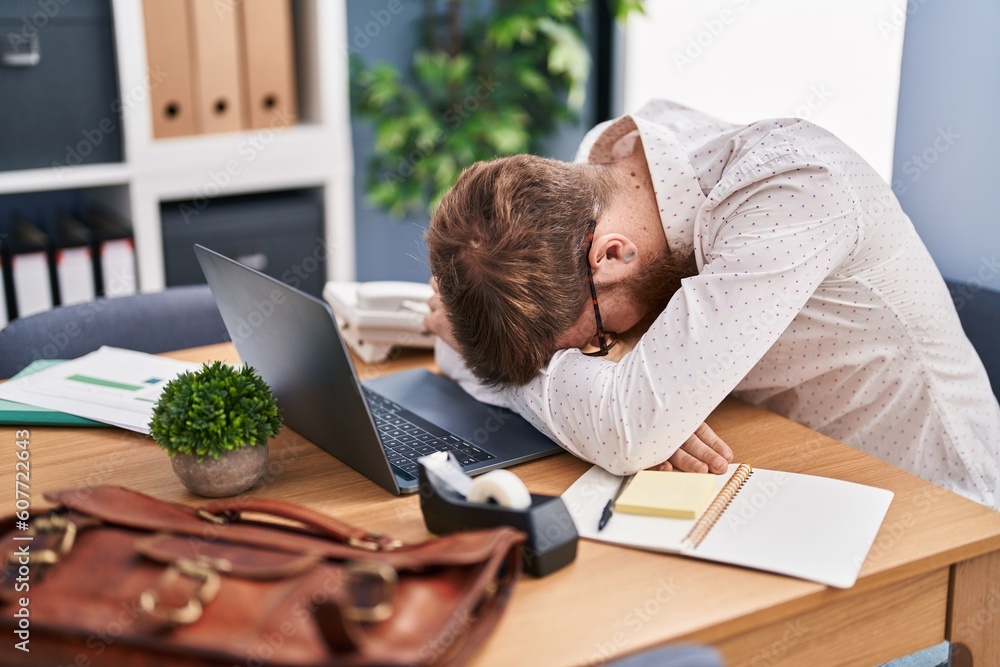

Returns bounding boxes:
[562,464,894,588]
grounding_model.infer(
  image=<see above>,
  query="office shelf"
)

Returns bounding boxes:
[0,0,355,297]
[0,164,131,196]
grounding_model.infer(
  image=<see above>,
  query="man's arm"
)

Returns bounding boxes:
[492,162,857,476]
[429,277,733,472]
[433,336,733,472]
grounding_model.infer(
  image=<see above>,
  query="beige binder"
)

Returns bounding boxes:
[238,0,298,129]
[142,0,197,138]
[188,0,246,134]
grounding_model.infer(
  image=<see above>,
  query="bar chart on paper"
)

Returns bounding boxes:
[0,347,197,432]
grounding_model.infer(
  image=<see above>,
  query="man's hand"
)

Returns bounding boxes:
[424,277,460,351]
[648,423,732,474]
[426,275,731,474]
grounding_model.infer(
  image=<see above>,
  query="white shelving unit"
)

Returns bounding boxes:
[0,0,356,293]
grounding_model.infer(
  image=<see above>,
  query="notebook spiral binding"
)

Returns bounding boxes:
[683,463,754,549]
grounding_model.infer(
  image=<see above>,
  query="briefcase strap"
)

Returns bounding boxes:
[41,486,519,570]
[202,497,404,551]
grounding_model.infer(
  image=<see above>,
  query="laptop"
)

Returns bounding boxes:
[194,244,561,494]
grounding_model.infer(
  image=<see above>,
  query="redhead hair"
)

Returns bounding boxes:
[427,155,616,387]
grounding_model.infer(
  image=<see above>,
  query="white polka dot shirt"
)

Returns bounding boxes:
[437,99,1000,509]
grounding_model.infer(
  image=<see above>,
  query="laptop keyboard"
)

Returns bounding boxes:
[362,387,496,481]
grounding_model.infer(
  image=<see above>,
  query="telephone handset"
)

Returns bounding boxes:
[356,281,432,314]
[323,281,436,363]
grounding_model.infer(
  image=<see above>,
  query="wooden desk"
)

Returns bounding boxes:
[4,344,1000,666]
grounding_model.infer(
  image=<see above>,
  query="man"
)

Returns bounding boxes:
[424,99,1000,509]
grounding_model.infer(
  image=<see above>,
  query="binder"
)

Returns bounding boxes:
[9,215,55,319]
[0,236,9,328]
[564,463,894,588]
[238,0,297,129]
[142,0,197,138]
[84,209,137,298]
[0,360,103,426]
[55,212,97,307]
[188,0,246,134]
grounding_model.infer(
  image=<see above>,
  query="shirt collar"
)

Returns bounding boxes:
[585,114,707,254]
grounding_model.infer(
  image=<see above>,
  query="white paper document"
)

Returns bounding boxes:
[0,347,198,433]
[563,464,894,588]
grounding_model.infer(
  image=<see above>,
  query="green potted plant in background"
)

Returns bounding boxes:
[351,0,644,217]
[149,361,283,498]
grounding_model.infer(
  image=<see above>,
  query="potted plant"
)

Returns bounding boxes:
[350,0,645,217]
[149,361,283,498]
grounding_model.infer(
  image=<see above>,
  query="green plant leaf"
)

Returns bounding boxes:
[374,117,408,153]
[148,362,283,462]
[610,0,646,21]
[349,0,646,217]
[433,153,459,190]
[544,0,585,20]
[516,67,549,93]
[537,18,591,111]
[413,50,447,90]
[487,15,536,48]
[444,53,472,85]
[363,63,405,109]
[487,122,530,154]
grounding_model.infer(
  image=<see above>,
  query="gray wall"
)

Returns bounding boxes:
[347,0,597,282]
[892,0,1000,288]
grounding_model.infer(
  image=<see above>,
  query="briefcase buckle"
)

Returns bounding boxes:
[140,556,230,626]
[6,514,78,566]
[341,560,398,623]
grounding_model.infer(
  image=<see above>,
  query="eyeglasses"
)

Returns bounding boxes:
[582,220,618,357]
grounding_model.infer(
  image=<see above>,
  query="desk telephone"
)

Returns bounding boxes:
[323,281,436,363]
[355,281,432,313]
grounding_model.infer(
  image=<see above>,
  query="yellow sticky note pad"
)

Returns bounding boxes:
[614,470,717,519]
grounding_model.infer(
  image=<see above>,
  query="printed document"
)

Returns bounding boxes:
[0,347,198,433]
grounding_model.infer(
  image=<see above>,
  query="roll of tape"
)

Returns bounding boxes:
[466,470,532,510]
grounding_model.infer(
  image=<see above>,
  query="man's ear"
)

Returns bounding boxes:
[590,233,640,278]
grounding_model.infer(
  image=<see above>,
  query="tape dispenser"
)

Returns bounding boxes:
[417,452,578,577]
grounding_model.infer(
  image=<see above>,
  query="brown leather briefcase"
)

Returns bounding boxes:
[0,486,525,666]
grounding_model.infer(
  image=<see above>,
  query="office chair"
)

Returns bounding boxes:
[605,645,724,667]
[0,285,230,379]
[947,281,1000,400]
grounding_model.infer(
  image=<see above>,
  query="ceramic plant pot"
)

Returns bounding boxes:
[169,442,269,497]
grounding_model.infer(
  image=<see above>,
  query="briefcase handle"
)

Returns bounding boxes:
[201,497,404,551]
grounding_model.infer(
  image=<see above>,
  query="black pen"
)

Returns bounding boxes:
[597,474,633,531]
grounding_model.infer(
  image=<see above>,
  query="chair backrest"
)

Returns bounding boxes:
[0,285,230,379]
[948,281,1000,399]
[604,645,723,667]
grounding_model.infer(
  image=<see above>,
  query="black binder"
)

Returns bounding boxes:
[7,215,56,319]
[55,212,97,306]
[82,207,136,297]
[0,232,10,326]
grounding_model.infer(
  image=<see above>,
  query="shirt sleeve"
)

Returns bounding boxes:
[498,161,859,474]
[434,338,514,407]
